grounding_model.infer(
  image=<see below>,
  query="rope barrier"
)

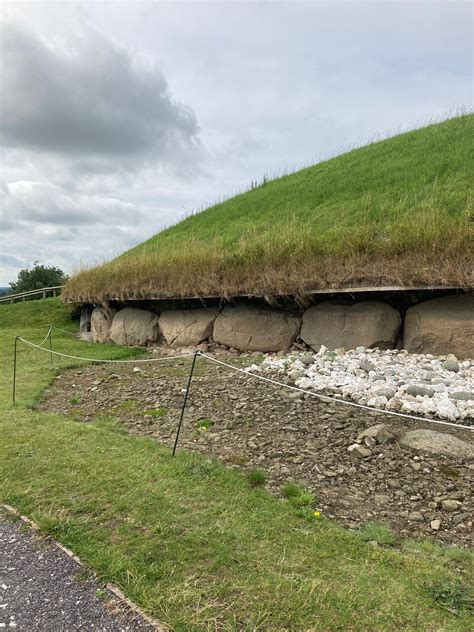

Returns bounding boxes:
[50,325,79,337]
[198,353,474,432]
[16,336,195,364]
[36,325,53,347]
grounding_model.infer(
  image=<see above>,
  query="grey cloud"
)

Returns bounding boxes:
[0,24,200,164]
[1,181,140,227]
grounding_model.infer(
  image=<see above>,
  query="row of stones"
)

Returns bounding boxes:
[85,294,473,358]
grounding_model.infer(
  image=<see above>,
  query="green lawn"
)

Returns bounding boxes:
[0,300,472,630]
[65,114,473,302]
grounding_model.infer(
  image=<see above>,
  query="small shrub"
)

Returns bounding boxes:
[68,395,80,405]
[426,579,473,616]
[358,522,398,546]
[247,469,266,487]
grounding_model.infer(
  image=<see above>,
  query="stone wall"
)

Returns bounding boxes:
[86,294,474,359]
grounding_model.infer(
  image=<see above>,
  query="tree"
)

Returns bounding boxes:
[9,262,68,294]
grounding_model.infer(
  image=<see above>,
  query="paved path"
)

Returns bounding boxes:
[0,510,156,631]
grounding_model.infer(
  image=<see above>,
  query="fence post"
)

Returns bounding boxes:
[172,351,200,457]
[12,336,19,406]
[49,325,53,368]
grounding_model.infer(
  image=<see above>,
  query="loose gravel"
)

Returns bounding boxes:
[0,509,156,631]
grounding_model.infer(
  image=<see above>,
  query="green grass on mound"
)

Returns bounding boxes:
[0,300,473,629]
[65,114,473,302]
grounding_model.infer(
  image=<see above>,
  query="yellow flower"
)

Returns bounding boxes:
[313,511,321,518]
[201,426,207,431]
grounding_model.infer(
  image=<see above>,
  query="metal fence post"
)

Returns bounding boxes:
[12,336,19,406]
[48,325,53,368]
[172,351,200,457]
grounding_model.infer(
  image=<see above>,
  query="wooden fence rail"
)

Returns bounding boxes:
[0,286,65,304]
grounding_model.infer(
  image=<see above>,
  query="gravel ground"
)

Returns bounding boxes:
[39,351,474,546]
[0,509,157,631]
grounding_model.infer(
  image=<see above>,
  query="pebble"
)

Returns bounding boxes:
[252,346,474,422]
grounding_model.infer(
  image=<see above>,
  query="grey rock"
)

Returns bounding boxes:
[452,513,470,524]
[405,385,435,398]
[91,304,117,344]
[360,360,376,373]
[430,519,441,530]
[110,308,159,347]
[213,305,301,352]
[159,308,218,347]
[300,354,315,366]
[449,391,473,401]
[348,444,372,458]
[300,301,401,352]
[289,369,304,381]
[408,511,424,522]
[403,295,474,359]
[442,359,459,373]
[441,499,462,512]
[357,424,395,445]
[401,429,474,459]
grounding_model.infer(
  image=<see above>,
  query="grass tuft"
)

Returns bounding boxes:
[247,469,266,487]
[358,522,399,546]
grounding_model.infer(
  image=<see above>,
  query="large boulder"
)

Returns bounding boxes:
[400,429,474,459]
[213,305,301,352]
[159,308,219,347]
[403,295,474,359]
[300,301,401,351]
[91,305,117,343]
[109,307,159,346]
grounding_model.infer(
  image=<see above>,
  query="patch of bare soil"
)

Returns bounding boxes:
[39,353,473,546]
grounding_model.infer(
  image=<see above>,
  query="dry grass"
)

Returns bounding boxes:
[64,114,474,303]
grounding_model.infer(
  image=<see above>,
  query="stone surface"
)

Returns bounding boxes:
[400,429,474,459]
[91,305,116,343]
[348,444,372,458]
[213,305,301,352]
[300,301,401,352]
[404,295,474,359]
[159,308,219,347]
[109,308,159,346]
[430,519,441,530]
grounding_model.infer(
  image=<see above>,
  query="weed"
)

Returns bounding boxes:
[69,395,80,405]
[426,579,473,616]
[194,418,214,432]
[247,469,266,487]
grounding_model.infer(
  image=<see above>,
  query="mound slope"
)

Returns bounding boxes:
[65,114,473,302]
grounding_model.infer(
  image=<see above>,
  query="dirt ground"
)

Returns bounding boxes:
[39,351,473,547]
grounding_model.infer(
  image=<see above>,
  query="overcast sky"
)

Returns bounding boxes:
[0,1,472,286]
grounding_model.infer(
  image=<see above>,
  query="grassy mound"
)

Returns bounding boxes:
[65,114,473,302]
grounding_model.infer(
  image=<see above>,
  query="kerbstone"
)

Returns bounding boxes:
[109,308,159,346]
[213,305,301,352]
[403,295,474,359]
[300,301,401,352]
[159,309,219,347]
